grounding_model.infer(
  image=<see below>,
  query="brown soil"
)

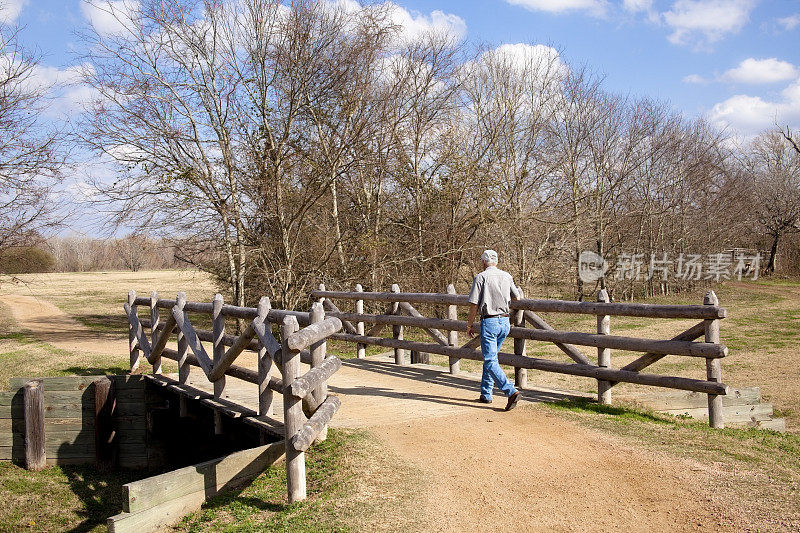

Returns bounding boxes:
[0,293,128,355]
[375,408,743,532]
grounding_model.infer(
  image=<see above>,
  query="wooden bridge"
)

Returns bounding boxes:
[4,284,734,531]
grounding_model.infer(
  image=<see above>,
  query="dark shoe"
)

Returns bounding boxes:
[477,396,492,404]
[505,391,521,411]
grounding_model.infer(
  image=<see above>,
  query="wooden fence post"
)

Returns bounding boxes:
[513,288,527,389]
[355,284,366,359]
[597,289,611,405]
[94,377,116,470]
[176,292,189,417]
[150,291,162,375]
[447,284,460,375]
[257,297,274,418]
[23,380,45,471]
[704,291,724,429]
[391,284,405,366]
[309,302,328,443]
[281,316,306,503]
[128,290,140,372]
[212,293,225,435]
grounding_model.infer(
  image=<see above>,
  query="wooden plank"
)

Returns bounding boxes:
[510,325,726,358]
[253,316,281,358]
[124,302,152,358]
[662,403,773,424]
[241,416,284,438]
[447,284,460,374]
[95,378,116,469]
[313,289,726,319]
[321,299,358,335]
[128,291,140,371]
[285,317,342,353]
[147,313,176,367]
[628,387,761,410]
[512,288,527,389]
[290,396,341,452]
[312,289,467,305]
[24,380,46,470]
[354,284,366,359]
[149,292,162,374]
[9,375,144,392]
[122,442,285,514]
[615,322,707,378]
[399,301,449,346]
[512,299,727,319]
[199,397,257,419]
[171,306,213,376]
[391,284,405,366]
[705,290,724,429]
[329,332,729,395]
[525,310,608,366]
[133,296,310,325]
[207,321,257,382]
[596,289,611,404]
[281,316,306,503]
[291,356,342,399]
[212,293,226,435]
[306,302,326,441]
[0,430,96,447]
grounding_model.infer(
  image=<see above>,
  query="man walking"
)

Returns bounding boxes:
[466,250,521,411]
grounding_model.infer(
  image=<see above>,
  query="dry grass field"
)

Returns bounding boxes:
[1,270,800,531]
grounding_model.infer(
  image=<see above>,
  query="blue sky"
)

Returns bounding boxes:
[4,0,800,233]
[7,0,800,137]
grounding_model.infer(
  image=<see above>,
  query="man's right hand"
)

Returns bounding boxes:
[467,324,475,338]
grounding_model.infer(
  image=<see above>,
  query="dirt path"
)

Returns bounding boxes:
[0,293,129,355]
[376,409,741,532]
[1,291,744,531]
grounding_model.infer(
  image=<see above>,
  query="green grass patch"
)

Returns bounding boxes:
[0,463,140,532]
[177,428,417,532]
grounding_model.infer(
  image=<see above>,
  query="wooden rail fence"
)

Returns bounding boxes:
[125,290,343,502]
[312,284,730,428]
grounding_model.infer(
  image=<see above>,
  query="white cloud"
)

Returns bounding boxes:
[777,14,800,31]
[623,0,653,12]
[505,0,608,17]
[662,0,755,48]
[0,0,27,24]
[23,62,98,118]
[485,43,567,78]
[721,58,798,84]
[325,1,466,43]
[386,3,467,43]
[683,73,708,84]
[81,0,140,37]
[709,79,800,137]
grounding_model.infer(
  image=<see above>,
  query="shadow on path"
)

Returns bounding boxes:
[339,357,589,405]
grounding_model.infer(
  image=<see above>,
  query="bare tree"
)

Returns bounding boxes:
[743,130,800,273]
[0,21,65,259]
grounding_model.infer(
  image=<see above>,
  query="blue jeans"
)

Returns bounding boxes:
[480,316,517,400]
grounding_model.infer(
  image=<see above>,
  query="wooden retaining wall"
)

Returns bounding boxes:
[0,375,147,468]
[107,442,285,532]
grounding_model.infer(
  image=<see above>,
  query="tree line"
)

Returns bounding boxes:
[3,0,800,307]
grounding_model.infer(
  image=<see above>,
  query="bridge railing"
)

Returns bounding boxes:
[311,284,729,428]
[124,290,342,503]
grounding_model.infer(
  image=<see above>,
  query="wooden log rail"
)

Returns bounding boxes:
[312,286,730,429]
[124,291,344,504]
